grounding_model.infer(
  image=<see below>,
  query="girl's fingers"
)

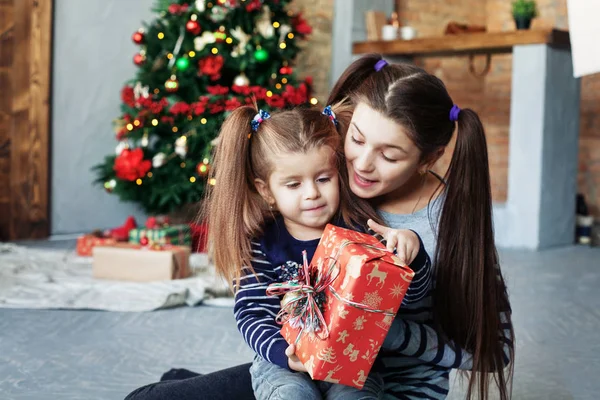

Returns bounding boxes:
[367,219,389,236]
[386,233,398,253]
[285,344,296,357]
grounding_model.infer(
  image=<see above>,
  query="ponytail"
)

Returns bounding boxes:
[204,105,266,288]
[435,108,514,400]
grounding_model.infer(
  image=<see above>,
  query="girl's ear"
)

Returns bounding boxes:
[420,147,445,174]
[254,178,275,205]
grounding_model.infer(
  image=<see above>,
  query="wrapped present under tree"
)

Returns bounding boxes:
[129,223,192,246]
[93,243,191,282]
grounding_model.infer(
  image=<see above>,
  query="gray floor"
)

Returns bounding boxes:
[1,240,599,399]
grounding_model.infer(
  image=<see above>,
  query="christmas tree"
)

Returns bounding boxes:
[94,0,314,215]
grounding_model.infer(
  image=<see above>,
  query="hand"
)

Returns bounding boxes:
[367,219,420,265]
[285,344,307,372]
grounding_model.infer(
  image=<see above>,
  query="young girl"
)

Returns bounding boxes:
[204,105,432,400]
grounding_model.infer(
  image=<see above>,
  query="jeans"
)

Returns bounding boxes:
[250,355,383,400]
[124,363,255,400]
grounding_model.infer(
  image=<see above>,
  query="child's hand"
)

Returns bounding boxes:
[367,219,420,265]
[285,344,307,372]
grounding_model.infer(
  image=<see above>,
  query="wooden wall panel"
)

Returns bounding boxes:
[0,0,52,241]
[0,0,14,241]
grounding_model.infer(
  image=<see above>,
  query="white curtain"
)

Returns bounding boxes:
[567,0,600,77]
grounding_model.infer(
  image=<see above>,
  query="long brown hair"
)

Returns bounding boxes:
[203,104,378,289]
[328,54,514,400]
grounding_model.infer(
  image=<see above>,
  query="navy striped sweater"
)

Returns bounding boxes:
[233,218,432,370]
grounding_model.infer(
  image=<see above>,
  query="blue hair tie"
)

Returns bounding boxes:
[449,104,461,122]
[322,105,338,127]
[250,109,271,133]
[374,59,388,72]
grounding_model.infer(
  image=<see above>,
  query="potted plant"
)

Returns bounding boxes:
[512,0,538,30]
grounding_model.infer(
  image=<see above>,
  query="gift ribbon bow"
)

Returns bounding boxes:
[266,241,397,343]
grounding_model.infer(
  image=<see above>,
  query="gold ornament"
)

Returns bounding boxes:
[165,76,179,92]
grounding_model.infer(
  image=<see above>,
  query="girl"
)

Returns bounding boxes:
[320,55,515,400]
[125,56,514,400]
[205,105,432,400]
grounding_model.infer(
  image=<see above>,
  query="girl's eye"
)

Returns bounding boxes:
[350,136,363,145]
[381,154,398,163]
[286,182,300,189]
[317,177,331,183]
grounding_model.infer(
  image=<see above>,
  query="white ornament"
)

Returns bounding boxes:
[140,135,149,147]
[152,152,166,168]
[175,145,188,158]
[175,136,188,158]
[195,0,205,12]
[194,31,216,51]
[175,136,187,147]
[256,6,274,38]
[279,24,292,42]
[133,82,149,101]
[230,26,250,57]
[233,73,250,86]
[115,141,128,155]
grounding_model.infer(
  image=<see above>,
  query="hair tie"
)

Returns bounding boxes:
[374,59,388,72]
[449,104,461,122]
[322,105,338,127]
[250,109,271,134]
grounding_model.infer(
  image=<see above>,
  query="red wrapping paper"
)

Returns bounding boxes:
[279,224,414,388]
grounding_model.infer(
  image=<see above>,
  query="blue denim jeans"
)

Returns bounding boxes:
[249,355,383,400]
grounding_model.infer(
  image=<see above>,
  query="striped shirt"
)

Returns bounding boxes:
[233,217,433,370]
[375,195,514,399]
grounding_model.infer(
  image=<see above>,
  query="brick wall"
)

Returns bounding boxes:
[290,0,334,103]
[396,0,600,215]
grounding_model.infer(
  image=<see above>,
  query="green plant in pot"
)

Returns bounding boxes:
[512,0,538,30]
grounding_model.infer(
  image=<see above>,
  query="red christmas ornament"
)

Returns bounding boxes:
[279,66,293,75]
[132,31,145,44]
[133,53,146,66]
[140,237,149,246]
[186,20,201,35]
[196,162,210,176]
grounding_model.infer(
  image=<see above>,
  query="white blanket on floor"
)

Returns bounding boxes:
[0,244,232,312]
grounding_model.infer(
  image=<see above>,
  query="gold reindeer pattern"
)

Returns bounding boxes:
[323,365,343,383]
[366,262,388,288]
[343,343,360,362]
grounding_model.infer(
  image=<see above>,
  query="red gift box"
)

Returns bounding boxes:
[76,232,117,256]
[271,224,414,388]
